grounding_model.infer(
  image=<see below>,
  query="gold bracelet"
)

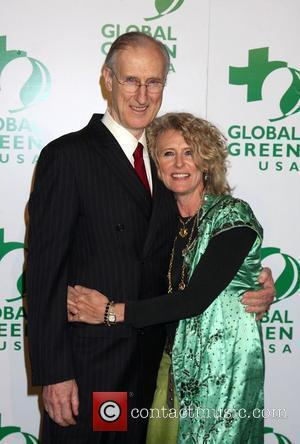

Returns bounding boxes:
[104,301,116,326]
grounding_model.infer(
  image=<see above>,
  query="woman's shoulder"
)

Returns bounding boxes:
[221,194,254,213]
[205,194,253,216]
[208,194,263,237]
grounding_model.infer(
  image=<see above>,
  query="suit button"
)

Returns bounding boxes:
[116,224,125,231]
[137,329,145,335]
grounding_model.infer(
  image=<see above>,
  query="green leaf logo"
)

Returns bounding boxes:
[261,247,300,303]
[10,57,51,113]
[0,414,40,443]
[0,228,25,303]
[270,67,300,122]
[144,0,185,21]
[0,428,39,443]
[0,35,51,113]
[264,427,292,444]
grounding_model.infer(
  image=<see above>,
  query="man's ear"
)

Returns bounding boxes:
[102,66,113,92]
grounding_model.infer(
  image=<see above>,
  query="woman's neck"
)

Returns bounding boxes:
[176,193,203,217]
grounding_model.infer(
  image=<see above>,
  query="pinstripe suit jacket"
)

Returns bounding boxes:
[27,114,177,400]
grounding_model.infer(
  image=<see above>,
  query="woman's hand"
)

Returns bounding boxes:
[67,285,109,324]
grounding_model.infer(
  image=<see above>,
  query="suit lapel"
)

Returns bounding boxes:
[142,159,178,257]
[84,114,177,255]
[85,114,152,219]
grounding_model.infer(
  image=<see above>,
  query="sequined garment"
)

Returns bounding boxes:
[172,194,264,444]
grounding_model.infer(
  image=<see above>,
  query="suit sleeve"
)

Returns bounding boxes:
[125,227,256,328]
[27,144,79,386]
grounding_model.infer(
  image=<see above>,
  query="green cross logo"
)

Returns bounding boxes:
[0,35,51,113]
[261,247,300,303]
[0,413,39,443]
[144,0,185,21]
[0,228,25,303]
[229,47,300,122]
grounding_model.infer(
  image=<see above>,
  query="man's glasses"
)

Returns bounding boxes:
[111,70,165,94]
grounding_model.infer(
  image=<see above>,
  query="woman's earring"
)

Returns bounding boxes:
[203,171,209,185]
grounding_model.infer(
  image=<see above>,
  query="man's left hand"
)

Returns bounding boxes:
[241,267,276,320]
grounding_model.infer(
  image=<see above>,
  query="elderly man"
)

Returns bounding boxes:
[27,32,274,444]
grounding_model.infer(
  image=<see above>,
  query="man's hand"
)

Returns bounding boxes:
[242,267,276,320]
[43,379,79,426]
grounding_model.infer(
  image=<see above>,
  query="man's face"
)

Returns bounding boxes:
[103,44,166,139]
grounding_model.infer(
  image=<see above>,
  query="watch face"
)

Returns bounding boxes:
[108,313,116,323]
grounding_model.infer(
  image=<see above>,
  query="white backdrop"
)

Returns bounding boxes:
[0,0,299,442]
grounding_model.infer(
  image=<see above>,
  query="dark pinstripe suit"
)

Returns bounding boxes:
[27,114,177,443]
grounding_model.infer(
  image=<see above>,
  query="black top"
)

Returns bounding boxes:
[125,226,256,329]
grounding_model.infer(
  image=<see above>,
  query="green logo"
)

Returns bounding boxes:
[0,413,39,443]
[261,247,300,303]
[144,0,185,21]
[264,427,292,444]
[0,228,24,302]
[229,47,300,122]
[0,35,51,113]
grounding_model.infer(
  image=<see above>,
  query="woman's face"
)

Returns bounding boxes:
[157,129,205,201]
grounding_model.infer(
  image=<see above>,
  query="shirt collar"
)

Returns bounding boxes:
[102,110,148,158]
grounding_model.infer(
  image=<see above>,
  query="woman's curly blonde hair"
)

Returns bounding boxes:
[147,112,232,195]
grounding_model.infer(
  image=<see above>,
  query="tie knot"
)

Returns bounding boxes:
[133,142,144,160]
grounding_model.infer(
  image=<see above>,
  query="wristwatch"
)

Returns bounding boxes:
[104,301,116,326]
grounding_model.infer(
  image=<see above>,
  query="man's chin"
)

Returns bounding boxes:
[128,118,153,132]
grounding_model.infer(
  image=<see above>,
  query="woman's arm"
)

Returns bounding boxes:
[68,227,256,326]
[125,226,256,328]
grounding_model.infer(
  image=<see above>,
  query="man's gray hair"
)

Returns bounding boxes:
[104,31,170,78]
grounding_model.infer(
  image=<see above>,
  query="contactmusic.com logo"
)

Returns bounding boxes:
[92,396,294,441]
[93,392,128,431]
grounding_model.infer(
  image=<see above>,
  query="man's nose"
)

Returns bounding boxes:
[135,84,148,102]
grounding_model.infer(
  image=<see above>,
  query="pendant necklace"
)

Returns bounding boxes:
[178,215,195,238]
[167,212,198,293]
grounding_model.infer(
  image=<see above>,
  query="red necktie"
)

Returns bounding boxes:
[133,143,151,193]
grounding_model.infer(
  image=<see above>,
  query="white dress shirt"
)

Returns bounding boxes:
[102,110,153,193]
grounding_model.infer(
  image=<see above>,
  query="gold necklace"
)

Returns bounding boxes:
[167,213,198,293]
[177,191,206,238]
[178,215,194,238]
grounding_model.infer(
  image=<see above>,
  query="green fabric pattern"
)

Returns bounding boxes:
[172,194,264,443]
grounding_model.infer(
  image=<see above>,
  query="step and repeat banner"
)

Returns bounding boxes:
[0,0,298,442]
